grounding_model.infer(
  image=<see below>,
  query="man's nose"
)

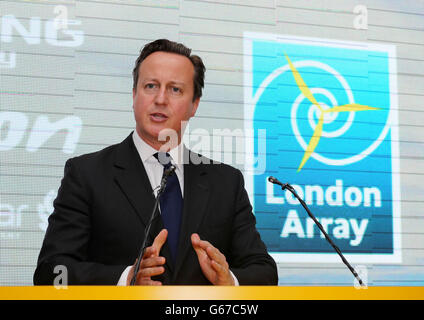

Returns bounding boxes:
[154,87,168,105]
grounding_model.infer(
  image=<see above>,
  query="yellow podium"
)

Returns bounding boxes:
[1,286,423,300]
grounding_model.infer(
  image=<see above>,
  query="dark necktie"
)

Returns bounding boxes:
[154,152,183,263]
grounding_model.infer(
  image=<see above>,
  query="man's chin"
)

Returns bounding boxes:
[137,125,181,148]
[157,128,181,149]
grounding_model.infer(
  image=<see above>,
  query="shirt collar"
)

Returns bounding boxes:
[132,130,185,172]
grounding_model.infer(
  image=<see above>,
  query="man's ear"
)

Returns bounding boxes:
[132,88,136,111]
[191,97,200,117]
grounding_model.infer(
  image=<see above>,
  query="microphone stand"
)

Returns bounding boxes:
[268,176,365,287]
[130,165,176,286]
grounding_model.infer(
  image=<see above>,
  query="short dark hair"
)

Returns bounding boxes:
[132,39,205,102]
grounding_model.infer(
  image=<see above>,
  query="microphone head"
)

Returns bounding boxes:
[268,176,284,187]
[268,176,277,184]
[159,165,177,192]
[165,165,176,176]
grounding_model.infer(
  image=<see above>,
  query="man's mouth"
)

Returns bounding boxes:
[150,113,168,122]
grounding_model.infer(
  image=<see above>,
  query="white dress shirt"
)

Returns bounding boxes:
[117,130,238,285]
[131,130,185,197]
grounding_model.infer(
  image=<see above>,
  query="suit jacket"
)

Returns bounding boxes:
[34,133,277,285]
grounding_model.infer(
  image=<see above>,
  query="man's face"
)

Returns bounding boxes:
[133,51,200,150]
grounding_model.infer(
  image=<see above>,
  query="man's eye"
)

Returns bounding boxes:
[171,87,181,93]
[145,83,156,89]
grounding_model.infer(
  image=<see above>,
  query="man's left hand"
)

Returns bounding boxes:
[191,233,235,285]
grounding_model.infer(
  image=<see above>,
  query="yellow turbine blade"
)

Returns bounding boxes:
[284,53,322,111]
[324,103,380,113]
[297,113,325,172]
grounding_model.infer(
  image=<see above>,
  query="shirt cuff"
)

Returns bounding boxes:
[230,270,239,286]
[117,266,132,286]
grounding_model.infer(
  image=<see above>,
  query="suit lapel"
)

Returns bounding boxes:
[173,150,210,281]
[113,134,155,227]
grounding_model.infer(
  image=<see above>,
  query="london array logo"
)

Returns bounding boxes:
[244,32,401,263]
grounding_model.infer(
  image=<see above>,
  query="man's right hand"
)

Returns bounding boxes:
[127,229,168,285]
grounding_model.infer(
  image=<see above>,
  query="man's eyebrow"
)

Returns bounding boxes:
[141,77,158,82]
[141,78,185,85]
[169,81,185,86]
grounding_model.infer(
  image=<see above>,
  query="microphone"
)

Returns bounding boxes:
[161,165,176,189]
[268,176,365,287]
[268,176,291,190]
[130,165,176,286]
[268,176,281,185]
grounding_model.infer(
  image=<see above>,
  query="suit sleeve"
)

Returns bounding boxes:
[33,158,127,285]
[228,170,278,285]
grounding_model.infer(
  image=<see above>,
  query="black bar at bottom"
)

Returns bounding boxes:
[1,300,422,318]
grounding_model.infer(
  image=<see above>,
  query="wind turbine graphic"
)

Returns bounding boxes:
[284,53,380,172]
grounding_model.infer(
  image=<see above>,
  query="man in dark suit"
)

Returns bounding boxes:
[34,39,278,285]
